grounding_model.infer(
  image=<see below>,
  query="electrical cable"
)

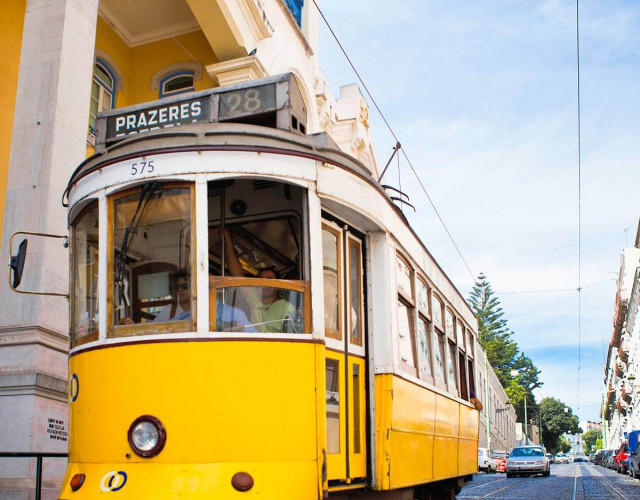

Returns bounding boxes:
[576,0,583,420]
[311,0,475,281]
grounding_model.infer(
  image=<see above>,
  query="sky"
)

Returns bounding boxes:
[317,0,640,423]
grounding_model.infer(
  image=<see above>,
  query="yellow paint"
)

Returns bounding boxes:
[374,374,479,489]
[325,349,347,480]
[66,340,320,500]
[59,461,317,500]
[0,0,26,244]
[348,357,367,479]
[87,18,219,156]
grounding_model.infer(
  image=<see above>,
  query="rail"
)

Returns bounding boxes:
[0,452,68,500]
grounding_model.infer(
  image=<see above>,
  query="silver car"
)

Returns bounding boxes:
[506,446,551,478]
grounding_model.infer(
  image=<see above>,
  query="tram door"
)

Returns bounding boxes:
[322,220,367,483]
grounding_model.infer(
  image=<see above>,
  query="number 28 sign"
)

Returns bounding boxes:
[218,86,277,121]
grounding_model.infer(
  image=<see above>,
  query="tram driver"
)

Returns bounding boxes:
[121,269,256,331]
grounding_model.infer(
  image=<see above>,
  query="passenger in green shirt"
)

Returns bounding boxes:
[249,268,297,333]
[220,228,298,333]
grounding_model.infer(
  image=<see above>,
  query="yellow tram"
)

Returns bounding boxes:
[50,74,479,499]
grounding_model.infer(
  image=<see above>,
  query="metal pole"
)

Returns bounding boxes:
[485,355,491,450]
[524,396,528,445]
[35,456,42,500]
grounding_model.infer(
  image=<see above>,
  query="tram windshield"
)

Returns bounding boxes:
[208,179,308,333]
[71,178,308,343]
[71,203,99,347]
[111,183,195,335]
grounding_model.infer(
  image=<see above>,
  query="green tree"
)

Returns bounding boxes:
[467,273,543,427]
[509,353,543,425]
[582,430,602,455]
[467,273,518,385]
[539,397,580,452]
[557,436,572,453]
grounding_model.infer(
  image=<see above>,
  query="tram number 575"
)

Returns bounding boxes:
[130,161,155,176]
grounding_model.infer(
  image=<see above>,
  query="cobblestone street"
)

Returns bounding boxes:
[458,463,640,499]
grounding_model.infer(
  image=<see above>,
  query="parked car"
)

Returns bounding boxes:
[593,449,606,466]
[605,449,618,469]
[478,448,496,473]
[546,453,554,463]
[614,442,629,474]
[555,453,569,464]
[506,445,550,478]
[628,430,640,479]
[493,450,507,473]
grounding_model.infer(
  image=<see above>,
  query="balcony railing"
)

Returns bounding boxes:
[0,452,68,500]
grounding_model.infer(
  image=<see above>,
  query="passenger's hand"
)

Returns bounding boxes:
[120,317,134,325]
[219,227,231,239]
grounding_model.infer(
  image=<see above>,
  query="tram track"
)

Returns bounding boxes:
[576,463,635,500]
[459,463,640,499]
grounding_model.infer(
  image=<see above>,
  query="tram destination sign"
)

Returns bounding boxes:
[102,95,213,142]
[95,73,306,146]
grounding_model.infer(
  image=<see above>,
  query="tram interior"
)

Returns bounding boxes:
[110,179,307,333]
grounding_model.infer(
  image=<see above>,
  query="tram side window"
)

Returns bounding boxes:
[432,295,446,387]
[445,309,459,395]
[396,255,417,376]
[322,225,342,339]
[71,203,99,347]
[416,279,433,383]
[207,179,307,334]
[348,238,363,346]
[111,184,195,334]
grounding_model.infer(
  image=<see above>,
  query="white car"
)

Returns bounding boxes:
[506,445,550,477]
[555,453,569,464]
[478,448,497,473]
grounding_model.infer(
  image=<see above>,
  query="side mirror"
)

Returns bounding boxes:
[9,231,69,297]
[9,239,28,289]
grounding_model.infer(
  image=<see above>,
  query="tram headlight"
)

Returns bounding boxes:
[127,415,166,458]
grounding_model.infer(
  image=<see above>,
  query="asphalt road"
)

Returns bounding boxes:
[457,462,640,499]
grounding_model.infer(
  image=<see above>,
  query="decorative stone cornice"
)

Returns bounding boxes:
[206,55,267,86]
[0,371,68,403]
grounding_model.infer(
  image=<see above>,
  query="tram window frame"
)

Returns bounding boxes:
[70,201,100,347]
[108,182,197,337]
[446,339,459,396]
[347,236,364,347]
[322,223,343,341]
[431,293,447,390]
[416,278,434,384]
[396,253,418,377]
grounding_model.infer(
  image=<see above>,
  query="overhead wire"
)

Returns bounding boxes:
[576,0,583,419]
[311,0,476,281]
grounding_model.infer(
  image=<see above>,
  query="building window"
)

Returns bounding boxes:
[159,71,195,98]
[284,0,304,27]
[89,60,116,133]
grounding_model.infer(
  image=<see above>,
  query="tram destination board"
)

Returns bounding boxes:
[102,95,213,142]
[96,73,304,146]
